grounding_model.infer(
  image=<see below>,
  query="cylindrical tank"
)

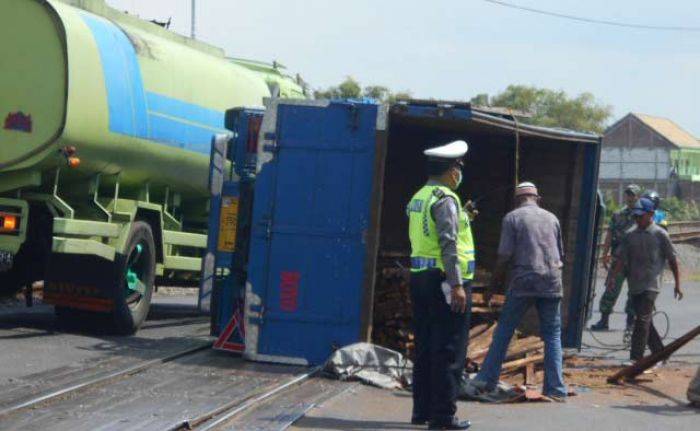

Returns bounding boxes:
[0,0,280,199]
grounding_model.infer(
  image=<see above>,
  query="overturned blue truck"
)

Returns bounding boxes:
[203,99,602,366]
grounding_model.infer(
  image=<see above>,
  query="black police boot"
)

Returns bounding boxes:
[428,417,471,430]
[411,415,429,425]
[590,313,610,331]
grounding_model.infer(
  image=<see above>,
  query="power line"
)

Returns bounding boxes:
[482,0,700,32]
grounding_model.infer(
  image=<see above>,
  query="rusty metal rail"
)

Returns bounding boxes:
[0,342,212,420]
[599,221,700,247]
[666,221,700,242]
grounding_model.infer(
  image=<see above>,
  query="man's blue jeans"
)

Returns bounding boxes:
[475,295,567,397]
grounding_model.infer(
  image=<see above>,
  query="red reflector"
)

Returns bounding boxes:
[247,116,262,153]
[0,214,18,232]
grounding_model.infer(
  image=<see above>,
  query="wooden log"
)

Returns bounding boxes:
[524,352,537,385]
[504,337,543,361]
[471,293,506,306]
[469,336,543,363]
[469,323,490,339]
[607,324,700,384]
[471,307,499,314]
[501,353,545,374]
[467,324,497,354]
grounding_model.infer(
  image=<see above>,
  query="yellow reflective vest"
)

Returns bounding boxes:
[407,184,475,279]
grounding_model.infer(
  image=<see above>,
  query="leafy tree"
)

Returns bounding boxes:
[387,91,412,103]
[314,77,361,99]
[338,77,362,99]
[470,85,612,134]
[315,78,411,103]
[470,93,490,107]
[363,85,390,101]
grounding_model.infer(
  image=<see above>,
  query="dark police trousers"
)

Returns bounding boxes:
[410,268,470,423]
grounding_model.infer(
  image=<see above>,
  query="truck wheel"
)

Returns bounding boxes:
[110,221,156,335]
[0,270,21,298]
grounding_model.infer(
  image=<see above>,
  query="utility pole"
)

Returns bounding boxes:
[190,0,196,39]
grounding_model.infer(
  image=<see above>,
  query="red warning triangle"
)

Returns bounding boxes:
[214,300,246,353]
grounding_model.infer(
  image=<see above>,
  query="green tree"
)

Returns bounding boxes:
[470,85,612,134]
[470,93,490,107]
[363,85,390,101]
[314,77,362,99]
[386,91,412,103]
[314,78,411,102]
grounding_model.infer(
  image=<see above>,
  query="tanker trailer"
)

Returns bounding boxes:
[0,0,303,334]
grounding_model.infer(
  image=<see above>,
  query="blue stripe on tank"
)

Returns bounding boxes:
[146,93,224,130]
[80,12,149,138]
[148,114,220,154]
[80,12,227,154]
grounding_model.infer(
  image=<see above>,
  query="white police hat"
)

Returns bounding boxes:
[424,140,469,160]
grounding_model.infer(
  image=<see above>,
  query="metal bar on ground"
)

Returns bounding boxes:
[177,366,321,431]
[0,342,212,418]
[607,324,700,384]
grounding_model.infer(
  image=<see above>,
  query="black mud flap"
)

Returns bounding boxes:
[44,253,120,313]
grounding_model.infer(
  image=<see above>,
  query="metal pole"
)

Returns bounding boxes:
[191,0,196,39]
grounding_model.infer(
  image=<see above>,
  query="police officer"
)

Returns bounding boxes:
[591,184,640,332]
[407,140,474,430]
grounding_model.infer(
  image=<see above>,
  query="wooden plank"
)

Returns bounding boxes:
[470,335,543,362]
[467,324,497,354]
[524,352,537,385]
[501,353,545,374]
[608,324,700,384]
[471,293,505,306]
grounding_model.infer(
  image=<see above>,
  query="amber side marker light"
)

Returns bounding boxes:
[0,214,18,233]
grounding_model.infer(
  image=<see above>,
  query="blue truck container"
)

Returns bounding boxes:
[208,99,602,366]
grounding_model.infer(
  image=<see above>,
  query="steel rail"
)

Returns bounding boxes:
[171,366,321,431]
[0,341,212,419]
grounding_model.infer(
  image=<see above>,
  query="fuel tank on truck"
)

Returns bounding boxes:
[0,0,274,199]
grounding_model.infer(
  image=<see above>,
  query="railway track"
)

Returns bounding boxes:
[0,341,336,431]
[598,221,700,247]
[666,221,700,243]
[0,342,212,419]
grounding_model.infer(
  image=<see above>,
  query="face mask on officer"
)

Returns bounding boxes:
[451,167,463,190]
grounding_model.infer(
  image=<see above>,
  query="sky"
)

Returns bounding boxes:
[105,0,700,135]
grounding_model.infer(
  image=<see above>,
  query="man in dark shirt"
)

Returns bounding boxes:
[608,197,683,362]
[591,184,640,332]
[475,182,567,400]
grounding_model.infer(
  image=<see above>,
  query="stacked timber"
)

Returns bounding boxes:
[371,263,504,360]
[372,267,414,356]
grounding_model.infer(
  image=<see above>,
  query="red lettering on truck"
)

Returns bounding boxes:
[279,271,300,312]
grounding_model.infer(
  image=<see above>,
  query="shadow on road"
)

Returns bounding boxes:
[292,417,419,430]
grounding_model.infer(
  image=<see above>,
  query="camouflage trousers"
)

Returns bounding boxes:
[599,258,634,316]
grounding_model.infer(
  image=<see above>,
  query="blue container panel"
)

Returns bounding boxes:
[247,102,378,365]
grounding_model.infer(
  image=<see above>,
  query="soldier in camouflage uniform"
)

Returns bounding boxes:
[590,184,640,332]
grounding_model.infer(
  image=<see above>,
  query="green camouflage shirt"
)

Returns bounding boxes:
[610,207,635,250]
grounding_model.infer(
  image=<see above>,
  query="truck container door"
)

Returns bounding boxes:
[245,100,380,365]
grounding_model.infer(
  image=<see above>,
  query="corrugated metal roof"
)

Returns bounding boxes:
[633,113,700,149]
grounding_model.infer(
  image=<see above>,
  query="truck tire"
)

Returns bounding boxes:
[110,221,156,335]
[0,270,21,298]
[0,205,52,298]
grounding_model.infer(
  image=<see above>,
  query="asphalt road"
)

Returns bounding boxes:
[0,293,210,384]
[291,277,700,431]
[582,278,700,365]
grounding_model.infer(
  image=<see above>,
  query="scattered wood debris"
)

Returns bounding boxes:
[371,262,564,380]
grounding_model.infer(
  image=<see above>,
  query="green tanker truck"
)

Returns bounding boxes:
[0,0,305,333]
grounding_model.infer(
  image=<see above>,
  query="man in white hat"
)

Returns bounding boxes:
[475,182,568,400]
[406,140,474,430]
